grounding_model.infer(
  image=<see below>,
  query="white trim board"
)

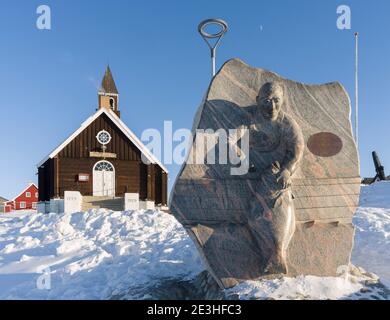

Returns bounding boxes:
[36,109,168,173]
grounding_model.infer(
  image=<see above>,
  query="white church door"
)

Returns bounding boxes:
[93,161,115,196]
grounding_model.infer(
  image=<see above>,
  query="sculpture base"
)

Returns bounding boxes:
[187,220,354,288]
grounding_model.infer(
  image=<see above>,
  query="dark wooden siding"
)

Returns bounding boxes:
[58,113,141,161]
[139,163,148,200]
[154,165,162,205]
[38,159,55,201]
[161,171,168,205]
[38,113,168,204]
[57,158,141,197]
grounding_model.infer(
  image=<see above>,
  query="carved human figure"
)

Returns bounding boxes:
[246,81,304,275]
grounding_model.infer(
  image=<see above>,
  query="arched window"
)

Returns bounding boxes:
[94,161,114,172]
[109,98,115,109]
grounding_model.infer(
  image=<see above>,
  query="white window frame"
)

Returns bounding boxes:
[20,201,26,209]
[32,202,37,209]
[96,130,112,145]
[26,192,31,198]
[35,192,38,198]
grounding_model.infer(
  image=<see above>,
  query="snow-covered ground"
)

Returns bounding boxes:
[352,182,390,289]
[0,182,389,300]
[0,209,202,299]
[225,268,386,300]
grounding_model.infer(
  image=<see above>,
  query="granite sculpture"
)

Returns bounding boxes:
[170,59,360,289]
[246,81,305,275]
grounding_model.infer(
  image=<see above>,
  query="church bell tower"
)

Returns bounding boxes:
[98,65,120,117]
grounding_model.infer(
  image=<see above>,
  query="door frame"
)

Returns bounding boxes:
[92,160,116,196]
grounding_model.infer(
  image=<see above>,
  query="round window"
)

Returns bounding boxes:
[96,130,111,145]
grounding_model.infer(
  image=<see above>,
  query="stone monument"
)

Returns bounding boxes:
[170,59,360,288]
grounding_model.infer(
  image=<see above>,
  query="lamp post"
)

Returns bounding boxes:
[198,19,228,77]
[355,32,359,148]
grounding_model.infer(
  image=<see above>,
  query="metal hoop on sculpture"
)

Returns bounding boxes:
[198,19,228,76]
[198,19,228,43]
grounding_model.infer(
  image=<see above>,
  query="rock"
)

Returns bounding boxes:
[170,58,360,289]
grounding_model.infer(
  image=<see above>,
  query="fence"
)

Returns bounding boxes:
[1,201,38,213]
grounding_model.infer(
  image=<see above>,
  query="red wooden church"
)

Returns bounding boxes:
[37,67,168,207]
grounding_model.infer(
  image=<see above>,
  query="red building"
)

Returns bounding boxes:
[3,183,38,213]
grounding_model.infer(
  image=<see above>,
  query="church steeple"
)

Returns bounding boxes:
[98,65,120,117]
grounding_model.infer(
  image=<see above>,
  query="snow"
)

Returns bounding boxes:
[0,209,202,299]
[0,181,389,300]
[225,272,378,300]
[351,182,390,289]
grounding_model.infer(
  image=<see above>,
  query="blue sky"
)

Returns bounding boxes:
[0,0,389,199]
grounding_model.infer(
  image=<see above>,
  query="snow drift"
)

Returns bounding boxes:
[0,209,202,299]
[0,181,389,300]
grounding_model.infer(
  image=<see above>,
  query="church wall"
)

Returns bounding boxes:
[58,113,140,161]
[56,158,143,198]
[47,113,167,204]
[37,67,168,206]
[38,158,55,202]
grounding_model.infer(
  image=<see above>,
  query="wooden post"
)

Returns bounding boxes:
[162,171,168,205]
[53,157,60,198]
[151,165,156,202]
[147,164,152,200]
[38,166,45,202]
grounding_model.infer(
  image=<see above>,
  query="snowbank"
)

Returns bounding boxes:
[0,181,389,300]
[352,181,390,289]
[0,209,202,299]
[224,265,389,300]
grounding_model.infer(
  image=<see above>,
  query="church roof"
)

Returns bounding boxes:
[36,108,168,173]
[99,65,118,94]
